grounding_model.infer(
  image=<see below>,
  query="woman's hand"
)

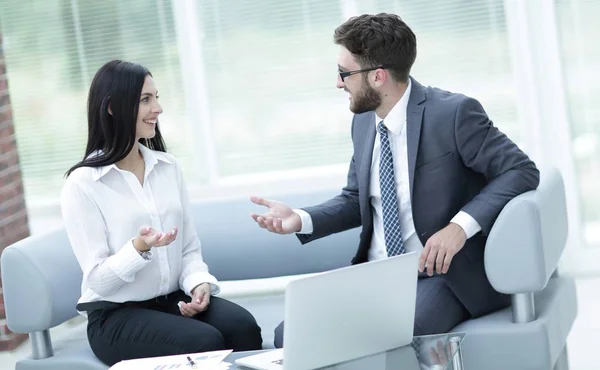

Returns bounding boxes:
[133,226,178,251]
[178,283,211,317]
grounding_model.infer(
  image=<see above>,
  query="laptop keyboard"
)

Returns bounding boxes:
[272,359,284,365]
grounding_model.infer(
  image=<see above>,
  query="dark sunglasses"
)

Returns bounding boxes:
[338,65,392,82]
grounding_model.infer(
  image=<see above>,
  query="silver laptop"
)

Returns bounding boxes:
[235,252,419,370]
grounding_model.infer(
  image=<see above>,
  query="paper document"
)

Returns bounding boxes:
[109,349,232,369]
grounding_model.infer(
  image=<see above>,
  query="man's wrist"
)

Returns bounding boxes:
[293,213,302,233]
[449,222,467,239]
[293,209,313,234]
[450,211,481,239]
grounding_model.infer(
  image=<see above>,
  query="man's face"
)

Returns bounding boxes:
[336,47,382,114]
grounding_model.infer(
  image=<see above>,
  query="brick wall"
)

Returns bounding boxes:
[0,33,29,351]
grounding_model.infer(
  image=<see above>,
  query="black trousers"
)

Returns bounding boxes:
[273,275,469,348]
[87,290,263,366]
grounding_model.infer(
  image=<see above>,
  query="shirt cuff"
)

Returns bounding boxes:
[106,239,151,283]
[293,209,314,234]
[450,211,482,239]
[181,272,220,297]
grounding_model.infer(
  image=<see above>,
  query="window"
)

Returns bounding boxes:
[0,0,530,208]
[198,0,523,179]
[556,0,600,247]
[0,0,192,206]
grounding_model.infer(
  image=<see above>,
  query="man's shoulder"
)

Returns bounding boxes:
[422,83,471,108]
[409,77,478,108]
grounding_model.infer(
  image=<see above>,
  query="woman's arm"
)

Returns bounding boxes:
[61,180,151,298]
[175,162,220,296]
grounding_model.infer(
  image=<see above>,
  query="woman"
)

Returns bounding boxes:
[61,60,262,366]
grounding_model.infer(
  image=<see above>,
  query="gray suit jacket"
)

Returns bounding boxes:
[298,77,540,317]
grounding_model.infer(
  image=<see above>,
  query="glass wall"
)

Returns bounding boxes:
[1,0,598,269]
[556,0,600,248]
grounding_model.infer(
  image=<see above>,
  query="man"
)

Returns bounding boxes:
[250,13,539,348]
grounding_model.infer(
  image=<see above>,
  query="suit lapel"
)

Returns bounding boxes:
[358,113,376,250]
[359,117,376,194]
[406,77,426,196]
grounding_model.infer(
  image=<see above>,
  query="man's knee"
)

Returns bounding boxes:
[413,321,430,337]
[413,307,468,336]
[274,321,284,348]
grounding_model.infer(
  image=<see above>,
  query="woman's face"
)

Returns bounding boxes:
[136,75,163,140]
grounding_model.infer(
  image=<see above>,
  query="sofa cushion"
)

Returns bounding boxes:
[192,190,360,281]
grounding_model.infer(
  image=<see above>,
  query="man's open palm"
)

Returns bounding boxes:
[250,196,301,234]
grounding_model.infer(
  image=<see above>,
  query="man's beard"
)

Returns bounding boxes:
[349,78,382,114]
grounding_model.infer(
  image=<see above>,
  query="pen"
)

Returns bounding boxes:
[187,356,197,369]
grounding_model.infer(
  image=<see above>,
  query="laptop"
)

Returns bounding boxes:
[235,252,419,370]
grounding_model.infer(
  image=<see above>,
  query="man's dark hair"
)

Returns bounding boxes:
[334,13,417,83]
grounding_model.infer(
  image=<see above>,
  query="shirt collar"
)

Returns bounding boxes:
[375,78,412,135]
[92,143,172,181]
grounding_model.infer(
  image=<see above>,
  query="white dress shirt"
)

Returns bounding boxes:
[296,80,481,260]
[61,144,219,306]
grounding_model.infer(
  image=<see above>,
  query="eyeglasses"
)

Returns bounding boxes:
[338,65,391,82]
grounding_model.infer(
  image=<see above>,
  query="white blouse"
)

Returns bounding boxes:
[61,144,219,305]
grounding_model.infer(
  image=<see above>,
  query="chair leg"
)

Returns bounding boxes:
[554,345,569,370]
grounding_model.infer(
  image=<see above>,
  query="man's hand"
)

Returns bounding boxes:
[177,283,211,317]
[428,340,451,368]
[419,223,467,276]
[250,196,302,234]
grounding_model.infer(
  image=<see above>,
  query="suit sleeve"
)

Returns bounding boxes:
[297,116,362,244]
[455,96,540,235]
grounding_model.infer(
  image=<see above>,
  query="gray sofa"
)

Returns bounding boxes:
[1,168,576,370]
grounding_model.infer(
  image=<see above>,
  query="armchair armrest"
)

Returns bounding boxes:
[484,168,568,294]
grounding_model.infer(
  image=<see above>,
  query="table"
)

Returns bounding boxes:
[227,332,466,370]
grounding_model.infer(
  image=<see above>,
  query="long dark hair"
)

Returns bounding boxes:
[66,60,167,177]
